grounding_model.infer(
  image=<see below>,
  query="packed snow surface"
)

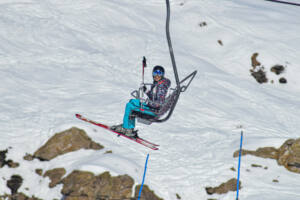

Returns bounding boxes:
[1,0,300,199]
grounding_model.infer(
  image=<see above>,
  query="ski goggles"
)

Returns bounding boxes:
[153,70,163,76]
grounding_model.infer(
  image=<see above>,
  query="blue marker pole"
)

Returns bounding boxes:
[138,154,149,200]
[236,131,243,200]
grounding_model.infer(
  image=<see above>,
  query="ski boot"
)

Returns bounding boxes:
[111,124,138,138]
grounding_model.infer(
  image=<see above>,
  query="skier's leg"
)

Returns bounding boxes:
[123,99,141,129]
[128,103,157,122]
[140,103,157,117]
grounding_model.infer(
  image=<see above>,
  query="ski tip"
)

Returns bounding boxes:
[75,113,81,118]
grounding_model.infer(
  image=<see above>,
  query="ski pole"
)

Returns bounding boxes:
[141,56,147,97]
[140,57,147,109]
[236,131,243,200]
[142,56,147,85]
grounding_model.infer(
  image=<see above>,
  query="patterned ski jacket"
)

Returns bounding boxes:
[146,77,171,109]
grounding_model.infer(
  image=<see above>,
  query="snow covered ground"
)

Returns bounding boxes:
[1,0,300,199]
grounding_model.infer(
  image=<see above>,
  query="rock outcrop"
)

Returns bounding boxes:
[277,138,300,173]
[0,149,7,167]
[250,53,267,84]
[234,138,300,173]
[249,53,289,84]
[58,170,164,200]
[134,185,164,200]
[1,127,163,200]
[32,127,103,161]
[205,178,241,195]
[233,147,278,159]
[43,168,66,188]
[0,193,41,200]
[61,170,134,200]
[1,149,19,168]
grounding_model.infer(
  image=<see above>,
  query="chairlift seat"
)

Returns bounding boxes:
[131,88,179,125]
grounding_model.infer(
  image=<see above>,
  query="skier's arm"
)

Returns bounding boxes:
[156,79,171,105]
[146,90,153,99]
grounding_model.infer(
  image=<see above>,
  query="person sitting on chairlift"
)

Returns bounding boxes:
[111,65,171,137]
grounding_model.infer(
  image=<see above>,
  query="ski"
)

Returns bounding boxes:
[75,114,159,150]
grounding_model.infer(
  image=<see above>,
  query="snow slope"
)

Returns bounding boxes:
[1,0,300,199]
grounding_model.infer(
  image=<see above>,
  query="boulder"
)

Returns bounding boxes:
[270,65,285,75]
[279,77,287,84]
[33,127,103,161]
[7,175,23,195]
[35,169,43,176]
[251,53,261,68]
[251,68,268,84]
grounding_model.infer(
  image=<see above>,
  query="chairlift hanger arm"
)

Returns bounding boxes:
[133,0,197,124]
[166,0,180,87]
[179,70,197,92]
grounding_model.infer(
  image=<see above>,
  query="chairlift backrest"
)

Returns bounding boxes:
[136,88,178,125]
[153,87,179,116]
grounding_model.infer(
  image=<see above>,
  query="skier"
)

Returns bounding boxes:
[111,65,171,137]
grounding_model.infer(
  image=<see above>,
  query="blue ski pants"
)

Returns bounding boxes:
[123,99,156,129]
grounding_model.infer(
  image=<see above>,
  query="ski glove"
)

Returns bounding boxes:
[142,85,147,92]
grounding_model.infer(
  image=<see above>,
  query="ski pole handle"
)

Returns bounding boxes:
[140,57,147,109]
[142,56,147,84]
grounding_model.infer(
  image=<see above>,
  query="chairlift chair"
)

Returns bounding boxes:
[130,70,197,125]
